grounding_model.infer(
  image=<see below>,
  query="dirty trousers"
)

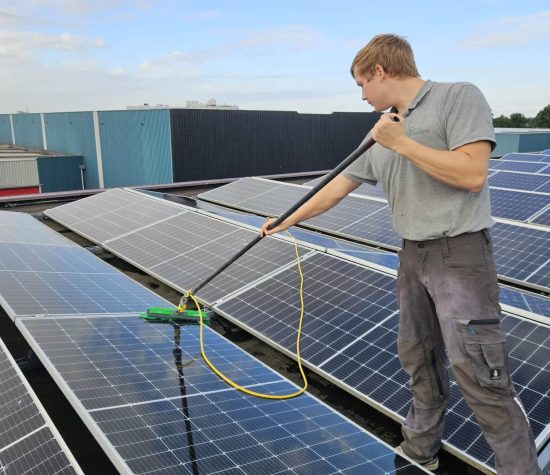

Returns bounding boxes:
[397,229,540,475]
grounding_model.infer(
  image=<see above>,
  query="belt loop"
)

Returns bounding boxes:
[441,236,450,258]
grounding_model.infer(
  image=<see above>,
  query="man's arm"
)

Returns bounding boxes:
[374,114,491,192]
[260,175,360,236]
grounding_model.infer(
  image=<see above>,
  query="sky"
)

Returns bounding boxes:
[1,0,549,117]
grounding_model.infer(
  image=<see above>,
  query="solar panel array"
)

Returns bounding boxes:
[198,177,550,292]
[2,206,430,474]
[16,315,428,475]
[43,185,550,473]
[0,338,82,474]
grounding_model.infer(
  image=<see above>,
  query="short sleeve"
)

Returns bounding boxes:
[444,83,496,151]
[341,132,378,185]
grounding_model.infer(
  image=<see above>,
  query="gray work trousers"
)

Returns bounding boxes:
[397,229,541,475]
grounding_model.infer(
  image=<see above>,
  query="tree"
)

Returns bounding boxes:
[493,115,511,127]
[509,113,529,128]
[532,105,550,128]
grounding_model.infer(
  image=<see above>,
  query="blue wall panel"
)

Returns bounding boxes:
[519,133,550,153]
[36,156,83,192]
[44,112,99,189]
[493,133,520,158]
[0,114,12,143]
[98,110,172,187]
[12,113,43,149]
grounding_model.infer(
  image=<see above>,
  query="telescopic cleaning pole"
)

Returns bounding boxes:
[181,117,398,310]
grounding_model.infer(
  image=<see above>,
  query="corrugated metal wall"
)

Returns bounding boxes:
[0,115,12,144]
[36,156,83,192]
[44,112,100,189]
[0,159,39,188]
[98,109,172,187]
[11,113,43,149]
[170,110,379,181]
[519,133,550,153]
[492,133,520,157]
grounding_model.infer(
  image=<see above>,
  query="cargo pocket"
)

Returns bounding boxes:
[458,318,511,390]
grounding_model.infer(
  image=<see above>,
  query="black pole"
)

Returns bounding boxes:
[190,130,387,297]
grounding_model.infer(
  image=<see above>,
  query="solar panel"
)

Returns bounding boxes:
[0,239,168,320]
[0,211,74,246]
[45,189,183,243]
[490,222,550,291]
[500,153,550,163]
[488,171,550,192]
[490,160,550,173]
[0,338,82,474]
[103,212,313,306]
[489,189,550,222]
[199,177,402,248]
[305,175,388,200]
[16,315,428,475]
[217,253,399,367]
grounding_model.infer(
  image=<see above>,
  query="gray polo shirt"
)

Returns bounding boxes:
[342,80,496,241]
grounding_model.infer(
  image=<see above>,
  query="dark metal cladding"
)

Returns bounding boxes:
[170,109,379,181]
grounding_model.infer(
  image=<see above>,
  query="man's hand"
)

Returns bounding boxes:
[372,113,405,151]
[259,218,290,237]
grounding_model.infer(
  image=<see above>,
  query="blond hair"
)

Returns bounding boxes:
[351,34,419,79]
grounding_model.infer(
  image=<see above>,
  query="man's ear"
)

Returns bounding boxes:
[374,64,385,78]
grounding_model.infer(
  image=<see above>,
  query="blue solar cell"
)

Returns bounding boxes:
[490,222,550,290]
[490,160,550,173]
[501,153,550,163]
[499,285,550,317]
[488,171,550,192]
[489,189,549,222]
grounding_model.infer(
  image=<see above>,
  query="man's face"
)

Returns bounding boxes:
[353,65,388,112]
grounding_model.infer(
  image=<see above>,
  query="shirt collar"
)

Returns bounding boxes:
[403,80,433,117]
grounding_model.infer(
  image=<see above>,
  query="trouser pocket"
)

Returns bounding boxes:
[458,318,511,389]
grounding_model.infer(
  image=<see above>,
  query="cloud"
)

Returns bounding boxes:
[0,30,107,62]
[239,25,320,49]
[460,11,550,48]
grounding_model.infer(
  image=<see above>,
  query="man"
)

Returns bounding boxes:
[260,34,540,475]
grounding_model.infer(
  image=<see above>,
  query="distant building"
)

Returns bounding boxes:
[126,99,239,110]
[184,99,239,110]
